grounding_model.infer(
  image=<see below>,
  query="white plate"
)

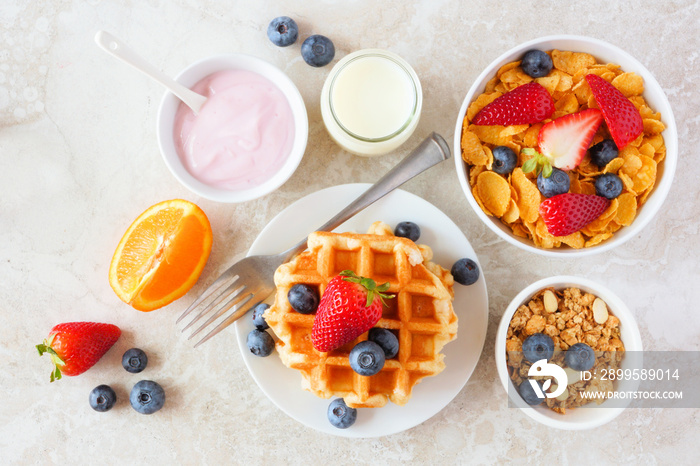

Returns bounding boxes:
[234,183,489,437]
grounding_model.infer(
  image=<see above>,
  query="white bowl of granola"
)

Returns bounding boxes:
[453,35,677,256]
[495,276,643,430]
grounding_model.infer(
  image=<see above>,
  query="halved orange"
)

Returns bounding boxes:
[109,199,213,312]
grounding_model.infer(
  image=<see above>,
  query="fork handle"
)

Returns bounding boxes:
[283,132,451,261]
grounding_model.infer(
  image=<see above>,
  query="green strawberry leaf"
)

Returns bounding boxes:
[521,156,538,173]
[521,148,554,178]
[37,338,65,383]
[339,270,394,307]
[542,163,553,178]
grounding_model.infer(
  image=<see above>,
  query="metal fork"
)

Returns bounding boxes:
[177,132,451,347]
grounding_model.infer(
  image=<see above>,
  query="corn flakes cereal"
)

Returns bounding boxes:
[461,49,667,249]
[461,130,488,166]
[476,171,511,217]
[612,72,644,97]
[632,156,657,193]
[615,193,637,226]
[511,168,541,224]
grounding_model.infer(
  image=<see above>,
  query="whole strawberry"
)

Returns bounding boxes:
[311,271,393,353]
[472,82,554,126]
[539,193,610,237]
[585,74,643,149]
[36,322,121,382]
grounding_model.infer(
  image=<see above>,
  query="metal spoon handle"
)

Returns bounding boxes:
[283,132,451,260]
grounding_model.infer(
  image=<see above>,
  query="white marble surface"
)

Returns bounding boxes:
[1,1,699,464]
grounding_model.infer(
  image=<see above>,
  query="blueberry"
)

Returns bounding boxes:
[595,173,623,200]
[130,380,165,415]
[349,340,385,376]
[267,16,298,47]
[394,221,420,242]
[368,328,399,359]
[537,167,570,198]
[522,333,555,363]
[589,139,619,167]
[565,343,595,371]
[247,329,275,357]
[492,146,518,175]
[518,380,544,405]
[122,348,148,373]
[89,384,117,412]
[287,284,319,314]
[327,398,357,429]
[301,34,335,67]
[451,258,479,286]
[520,50,553,78]
[252,303,270,330]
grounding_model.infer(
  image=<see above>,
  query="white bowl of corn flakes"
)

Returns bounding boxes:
[454,35,677,256]
[495,276,643,430]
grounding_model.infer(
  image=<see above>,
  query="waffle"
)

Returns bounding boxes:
[264,222,458,408]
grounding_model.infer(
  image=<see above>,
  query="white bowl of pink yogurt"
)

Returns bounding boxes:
[157,54,308,202]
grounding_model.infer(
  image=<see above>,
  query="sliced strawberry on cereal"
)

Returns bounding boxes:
[522,108,603,176]
[539,193,610,237]
[538,108,604,170]
[472,82,554,125]
[585,74,643,150]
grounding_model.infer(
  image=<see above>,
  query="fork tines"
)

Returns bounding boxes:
[178,274,262,348]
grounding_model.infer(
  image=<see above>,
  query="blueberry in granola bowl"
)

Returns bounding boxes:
[518,380,544,406]
[522,333,555,363]
[565,343,595,371]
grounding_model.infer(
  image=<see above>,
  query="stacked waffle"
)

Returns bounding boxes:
[264,222,457,408]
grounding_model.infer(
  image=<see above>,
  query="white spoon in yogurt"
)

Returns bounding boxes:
[94,30,207,114]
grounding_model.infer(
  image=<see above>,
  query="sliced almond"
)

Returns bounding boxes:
[556,386,570,402]
[543,290,558,313]
[564,367,581,385]
[593,298,609,324]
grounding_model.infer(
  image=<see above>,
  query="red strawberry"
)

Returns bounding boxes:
[36,322,121,382]
[538,108,604,170]
[539,193,610,237]
[585,74,643,149]
[472,82,554,125]
[311,271,394,353]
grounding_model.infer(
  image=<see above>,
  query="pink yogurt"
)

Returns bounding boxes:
[173,69,295,191]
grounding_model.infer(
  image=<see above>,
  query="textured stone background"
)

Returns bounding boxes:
[1,0,698,464]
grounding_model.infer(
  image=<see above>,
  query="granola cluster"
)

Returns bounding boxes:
[506,287,625,414]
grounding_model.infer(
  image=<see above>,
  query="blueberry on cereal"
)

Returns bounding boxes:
[522,333,555,363]
[492,146,518,175]
[595,173,623,200]
[518,380,544,405]
[565,343,595,371]
[589,139,619,167]
[537,167,570,198]
[521,50,553,78]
